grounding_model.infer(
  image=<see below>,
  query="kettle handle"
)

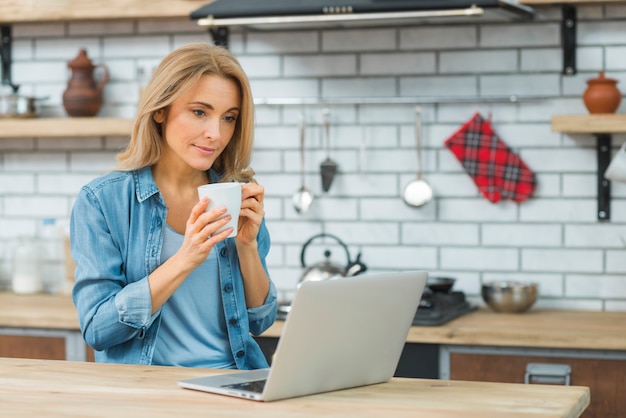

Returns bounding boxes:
[300,233,351,269]
[345,252,368,277]
[95,64,109,92]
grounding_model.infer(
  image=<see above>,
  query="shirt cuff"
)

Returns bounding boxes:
[114,278,158,329]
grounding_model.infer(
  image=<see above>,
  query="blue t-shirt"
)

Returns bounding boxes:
[152,224,236,368]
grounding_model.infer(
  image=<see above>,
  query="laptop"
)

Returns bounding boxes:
[177,270,427,402]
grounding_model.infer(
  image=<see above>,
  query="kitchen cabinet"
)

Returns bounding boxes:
[441,345,626,418]
[0,328,92,361]
[0,333,65,359]
[0,293,93,361]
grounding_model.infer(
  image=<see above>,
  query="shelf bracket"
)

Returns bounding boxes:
[208,27,229,49]
[561,5,576,76]
[0,24,13,88]
[596,134,611,221]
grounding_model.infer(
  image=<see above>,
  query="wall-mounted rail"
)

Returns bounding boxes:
[253,96,544,106]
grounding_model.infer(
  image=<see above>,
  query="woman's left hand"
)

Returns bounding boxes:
[236,182,265,244]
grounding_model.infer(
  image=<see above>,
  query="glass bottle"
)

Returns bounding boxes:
[40,218,66,294]
[12,237,43,294]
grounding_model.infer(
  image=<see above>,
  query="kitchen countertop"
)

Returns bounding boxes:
[0,357,589,417]
[0,292,79,330]
[261,308,626,351]
[2,292,626,351]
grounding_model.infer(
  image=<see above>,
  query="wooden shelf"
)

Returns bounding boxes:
[0,117,132,138]
[552,114,626,134]
[551,114,626,222]
[0,0,207,24]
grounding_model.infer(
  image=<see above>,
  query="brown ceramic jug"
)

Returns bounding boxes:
[583,71,622,114]
[62,49,109,117]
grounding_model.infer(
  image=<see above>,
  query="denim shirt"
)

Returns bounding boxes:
[70,166,277,369]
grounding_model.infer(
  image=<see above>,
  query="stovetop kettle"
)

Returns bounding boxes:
[299,233,367,284]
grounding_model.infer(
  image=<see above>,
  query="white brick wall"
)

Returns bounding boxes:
[1,5,626,311]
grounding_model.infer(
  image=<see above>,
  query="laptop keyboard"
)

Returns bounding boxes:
[222,379,266,394]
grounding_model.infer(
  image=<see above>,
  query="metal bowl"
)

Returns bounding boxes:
[481,281,538,313]
[426,277,456,293]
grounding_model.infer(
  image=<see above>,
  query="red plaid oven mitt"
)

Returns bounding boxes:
[444,112,536,203]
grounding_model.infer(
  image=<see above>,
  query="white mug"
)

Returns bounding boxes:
[197,182,242,238]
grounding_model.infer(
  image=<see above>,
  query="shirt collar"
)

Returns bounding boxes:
[133,166,222,203]
[134,166,160,203]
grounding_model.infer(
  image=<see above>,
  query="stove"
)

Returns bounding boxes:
[412,290,476,326]
[276,290,475,325]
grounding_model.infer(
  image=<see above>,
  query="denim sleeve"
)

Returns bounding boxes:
[247,219,277,336]
[71,186,158,351]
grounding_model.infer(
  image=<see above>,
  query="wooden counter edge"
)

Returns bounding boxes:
[259,308,626,351]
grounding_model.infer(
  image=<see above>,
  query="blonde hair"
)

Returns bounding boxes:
[116,43,255,182]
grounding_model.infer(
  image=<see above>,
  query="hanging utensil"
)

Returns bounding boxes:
[359,125,367,174]
[403,106,433,207]
[320,108,338,192]
[293,117,314,214]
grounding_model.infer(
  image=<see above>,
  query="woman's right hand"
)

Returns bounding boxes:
[148,198,233,314]
[179,197,233,268]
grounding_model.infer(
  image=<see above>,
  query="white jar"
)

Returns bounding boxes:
[12,237,43,294]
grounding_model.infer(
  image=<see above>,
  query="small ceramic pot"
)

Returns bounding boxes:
[62,49,109,117]
[583,71,622,114]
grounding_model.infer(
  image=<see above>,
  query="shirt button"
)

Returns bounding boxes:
[236,350,244,358]
[220,247,228,257]
[229,318,237,326]
[224,284,233,292]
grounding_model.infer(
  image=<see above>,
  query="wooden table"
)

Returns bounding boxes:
[0,357,589,417]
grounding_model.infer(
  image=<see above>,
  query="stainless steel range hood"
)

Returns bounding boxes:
[190,1,535,30]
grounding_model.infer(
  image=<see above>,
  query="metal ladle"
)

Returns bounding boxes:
[403,106,433,207]
[293,118,314,213]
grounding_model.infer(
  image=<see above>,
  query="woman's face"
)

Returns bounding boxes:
[156,74,241,173]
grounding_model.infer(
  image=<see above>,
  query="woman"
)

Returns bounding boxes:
[70,43,277,369]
